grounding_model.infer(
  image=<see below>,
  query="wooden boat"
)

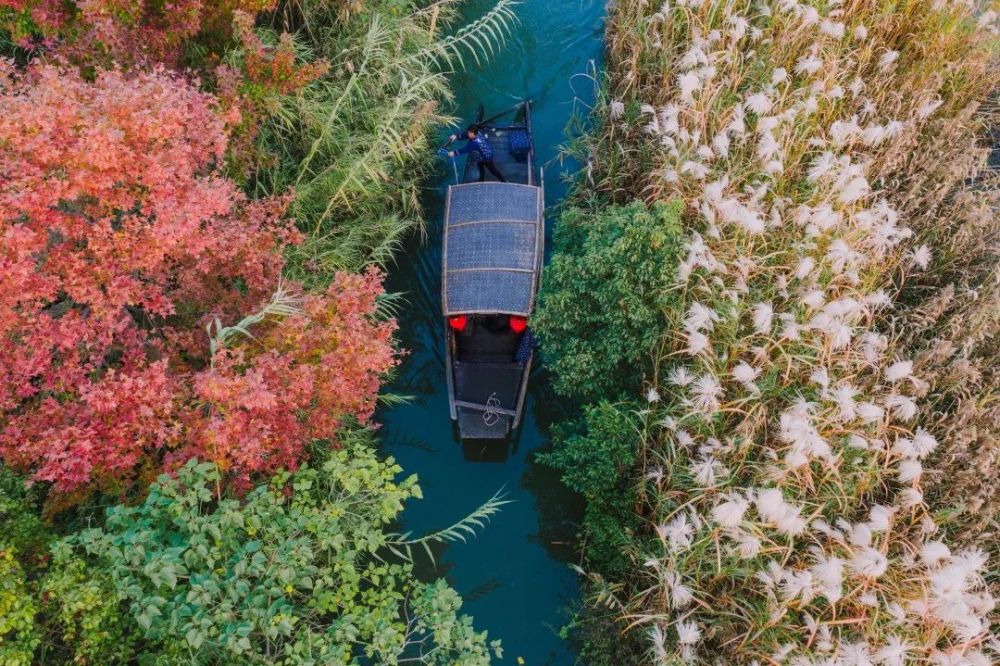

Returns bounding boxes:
[442,101,543,440]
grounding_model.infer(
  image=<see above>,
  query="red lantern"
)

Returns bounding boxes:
[448,315,468,332]
[509,315,527,333]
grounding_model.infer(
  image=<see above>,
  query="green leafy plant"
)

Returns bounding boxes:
[534,201,685,403]
[59,434,501,664]
[0,548,39,666]
[541,401,642,577]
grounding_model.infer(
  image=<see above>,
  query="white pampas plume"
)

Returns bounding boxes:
[867,505,894,532]
[917,98,943,119]
[921,541,951,567]
[808,151,836,181]
[780,402,832,466]
[713,492,750,527]
[732,529,762,559]
[663,514,694,552]
[875,636,911,666]
[854,24,868,40]
[751,302,773,334]
[676,620,701,645]
[795,256,816,280]
[886,393,917,421]
[850,546,889,578]
[898,458,923,483]
[839,175,870,204]
[755,488,806,535]
[681,160,711,179]
[829,383,858,422]
[666,570,694,608]
[732,361,760,384]
[862,123,887,146]
[898,488,923,508]
[857,402,885,424]
[848,434,870,450]
[820,19,845,38]
[649,624,667,662]
[780,313,801,341]
[609,100,626,119]
[727,14,749,40]
[685,302,720,333]
[801,290,826,309]
[686,330,711,356]
[745,92,773,115]
[811,553,845,603]
[691,456,725,486]
[909,244,932,269]
[795,54,823,75]
[668,366,694,387]
[911,428,939,458]
[885,360,913,383]
[691,374,722,412]
[678,72,702,105]
[809,367,830,388]
[712,131,730,158]
[830,118,861,146]
[879,49,900,70]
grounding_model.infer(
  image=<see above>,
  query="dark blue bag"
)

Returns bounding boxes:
[508,129,531,157]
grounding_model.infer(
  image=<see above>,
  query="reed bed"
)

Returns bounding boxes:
[570,0,1000,662]
[250,0,517,280]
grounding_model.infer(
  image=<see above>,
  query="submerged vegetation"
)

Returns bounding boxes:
[539,0,1000,663]
[0,0,514,663]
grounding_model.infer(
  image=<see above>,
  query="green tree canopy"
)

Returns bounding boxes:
[534,200,684,403]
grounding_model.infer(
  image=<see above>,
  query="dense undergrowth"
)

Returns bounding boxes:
[0,0,513,663]
[536,0,1000,663]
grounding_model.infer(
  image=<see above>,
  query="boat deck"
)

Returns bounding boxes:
[455,318,519,364]
[462,126,532,185]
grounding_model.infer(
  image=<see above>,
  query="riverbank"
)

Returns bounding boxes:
[536,0,1000,663]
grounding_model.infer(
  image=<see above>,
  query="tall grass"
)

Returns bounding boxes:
[247,0,517,281]
[565,0,1000,662]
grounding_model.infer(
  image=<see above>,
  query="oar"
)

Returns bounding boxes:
[477,99,532,128]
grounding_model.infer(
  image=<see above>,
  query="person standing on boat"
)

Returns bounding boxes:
[447,125,506,182]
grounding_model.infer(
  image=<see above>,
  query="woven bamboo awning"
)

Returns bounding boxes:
[442,182,543,316]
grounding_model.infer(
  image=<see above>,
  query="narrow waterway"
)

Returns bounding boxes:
[377,1,605,663]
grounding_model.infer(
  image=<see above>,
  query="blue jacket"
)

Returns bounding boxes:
[455,134,495,161]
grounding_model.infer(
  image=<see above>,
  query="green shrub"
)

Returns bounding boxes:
[0,548,39,666]
[541,402,641,576]
[39,558,135,665]
[61,437,499,665]
[534,201,684,403]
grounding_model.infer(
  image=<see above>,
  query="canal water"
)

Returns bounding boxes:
[377,1,605,663]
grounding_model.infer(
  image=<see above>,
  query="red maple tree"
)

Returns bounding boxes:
[0,63,397,499]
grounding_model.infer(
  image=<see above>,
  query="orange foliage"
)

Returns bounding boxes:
[0,63,396,499]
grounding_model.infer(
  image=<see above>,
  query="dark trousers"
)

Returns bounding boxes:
[477,160,506,182]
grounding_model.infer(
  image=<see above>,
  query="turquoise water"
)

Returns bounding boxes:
[377,1,605,663]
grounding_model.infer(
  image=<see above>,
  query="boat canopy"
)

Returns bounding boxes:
[442,182,543,317]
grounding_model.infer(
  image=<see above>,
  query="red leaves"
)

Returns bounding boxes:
[0,65,397,503]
